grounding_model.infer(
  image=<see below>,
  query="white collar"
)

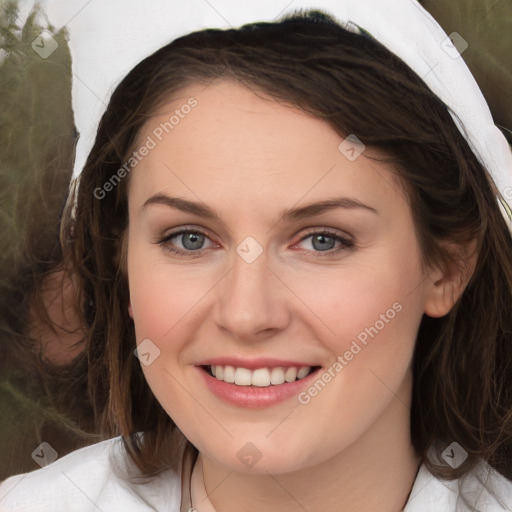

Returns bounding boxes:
[403,459,512,511]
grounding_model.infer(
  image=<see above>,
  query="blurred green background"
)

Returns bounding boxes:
[0,0,98,479]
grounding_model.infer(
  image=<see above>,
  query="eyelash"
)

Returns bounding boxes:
[157,227,354,258]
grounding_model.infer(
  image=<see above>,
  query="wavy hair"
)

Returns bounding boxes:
[57,8,512,496]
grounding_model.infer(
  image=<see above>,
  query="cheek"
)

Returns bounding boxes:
[126,243,202,418]
[279,253,425,460]
[289,247,425,360]
[127,242,206,342]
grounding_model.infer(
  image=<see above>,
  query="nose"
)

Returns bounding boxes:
[213,242,291,341]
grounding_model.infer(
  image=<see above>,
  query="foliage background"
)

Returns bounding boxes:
[0,0,97,479]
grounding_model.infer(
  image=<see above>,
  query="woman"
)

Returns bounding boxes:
[1,2,511,511]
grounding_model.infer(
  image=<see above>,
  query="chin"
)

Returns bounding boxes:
[199,434,324,475]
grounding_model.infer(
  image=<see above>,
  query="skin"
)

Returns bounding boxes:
[126,80,472,512]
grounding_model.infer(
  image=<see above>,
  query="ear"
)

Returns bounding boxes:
[423,239,478,318]
[128,303,133,319]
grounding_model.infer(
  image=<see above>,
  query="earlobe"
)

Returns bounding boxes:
[423,239,478,318]
[423,273,460,318]
[128,303,133,319]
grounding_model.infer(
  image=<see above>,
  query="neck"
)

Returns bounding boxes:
[192,374,421,512]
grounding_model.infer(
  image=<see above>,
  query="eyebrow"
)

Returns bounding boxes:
[141,194,378,222]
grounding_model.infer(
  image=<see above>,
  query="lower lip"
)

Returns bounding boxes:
[197,366,322,408]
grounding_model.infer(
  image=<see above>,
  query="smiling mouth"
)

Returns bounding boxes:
[202,364,321,387]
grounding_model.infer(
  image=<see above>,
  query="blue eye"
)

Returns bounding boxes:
[159,229,214,257]
[295,229,354,256]
[157,227,354,257]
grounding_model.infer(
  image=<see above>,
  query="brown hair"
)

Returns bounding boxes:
[58,7,512,490]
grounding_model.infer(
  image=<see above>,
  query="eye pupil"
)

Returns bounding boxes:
[312,234,335,251]
[183,232,204,250]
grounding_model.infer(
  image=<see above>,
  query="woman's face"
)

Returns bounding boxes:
[126,79,440,474]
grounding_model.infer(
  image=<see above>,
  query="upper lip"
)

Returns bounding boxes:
[196,357,320,370]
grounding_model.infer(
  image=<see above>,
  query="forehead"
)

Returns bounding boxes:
[127,80,405,219]
[137,79,339,161]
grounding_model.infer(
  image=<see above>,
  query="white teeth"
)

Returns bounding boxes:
[270,367,285,385]
[209,365,313,387]
[297,367,310,379]
[251,368,271,387]
[234,367,252,386]
[285,367,297,382]
[223,365,235,383]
